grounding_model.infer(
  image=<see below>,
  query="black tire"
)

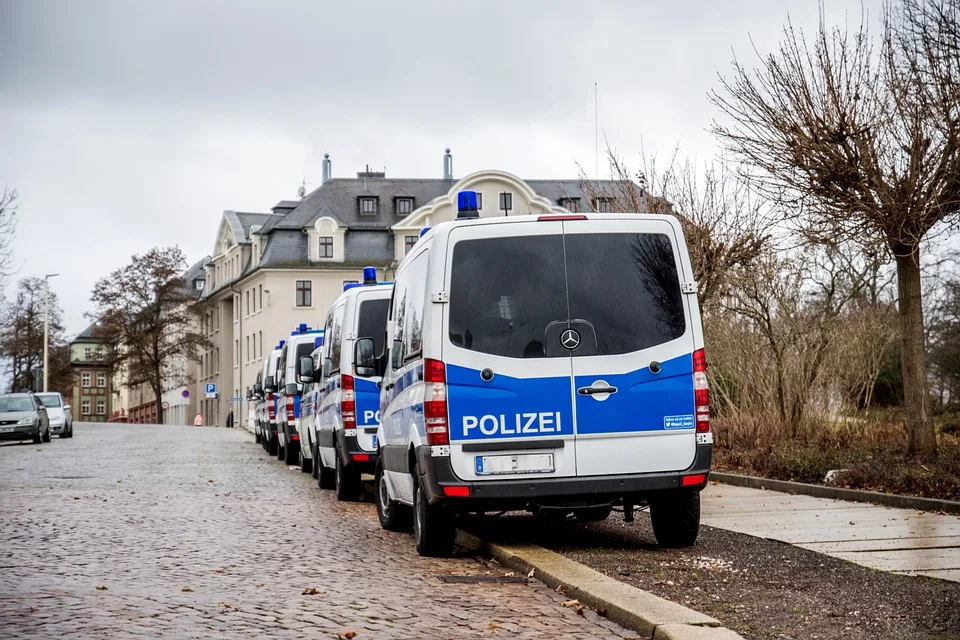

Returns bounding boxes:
[42,428,51,443]
[311,441,320,479]
[32,428,42,444]
[255,430,262,444]
[318,460,335,490]
[413,471,455,557]
[573,505,612,523]
[376,459,412,532]
[268,434,278,456]
[299,448,313,474]
[650,490,701,548]
[334,451,361,502]
[67,426,73,438]
[284,435,300,465]
[59,432,67,439]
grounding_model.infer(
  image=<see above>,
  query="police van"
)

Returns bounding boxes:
[376,191,712,556]
[275,325,324,467]
[298,268,392,501]
[299,342,324,477]
[259,342,286,456]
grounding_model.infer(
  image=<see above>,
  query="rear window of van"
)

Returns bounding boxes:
[357,297,389,360]
[448,232,686,358]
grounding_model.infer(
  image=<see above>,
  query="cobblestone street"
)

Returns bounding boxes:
[0,423,635,639]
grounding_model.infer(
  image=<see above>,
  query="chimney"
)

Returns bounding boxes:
[322,153,332,184]
[443,148,453,180]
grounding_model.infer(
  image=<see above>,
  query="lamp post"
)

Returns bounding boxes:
[42,273,59,393]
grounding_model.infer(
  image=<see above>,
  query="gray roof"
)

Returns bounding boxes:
[225,211,277,244]
[181,257,209,299]
[73,322,110,344]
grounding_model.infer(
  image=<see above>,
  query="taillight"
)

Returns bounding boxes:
[267,393,276,420]
[693,348,709,434]
[537,214,587,221]
[286,395,295,421]
[341,375,356,430]
[682,473,707,487]
[423,359,449,445]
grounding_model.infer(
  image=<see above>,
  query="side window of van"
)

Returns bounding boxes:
[390,272,409,369]
[329,303,346,373]
[402,252,429,360]
[322,309,335,371]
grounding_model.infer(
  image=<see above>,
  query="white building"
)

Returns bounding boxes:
[195,151,634,430]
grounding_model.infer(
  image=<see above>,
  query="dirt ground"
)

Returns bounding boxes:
[467,509,960,640]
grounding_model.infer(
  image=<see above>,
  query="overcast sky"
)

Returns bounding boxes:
[0,0,876,335]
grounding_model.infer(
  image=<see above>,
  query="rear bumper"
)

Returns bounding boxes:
[335,429,378,473]
[416,443,713,510]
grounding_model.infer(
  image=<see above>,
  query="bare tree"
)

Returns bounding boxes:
[0,188,20,286]
[0,277,66,391]
[89,247,210,424]
[580,148,770,306]
[710,3,960,457]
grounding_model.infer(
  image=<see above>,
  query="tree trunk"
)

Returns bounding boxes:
[154,372,164,426]
[894,245,937,458]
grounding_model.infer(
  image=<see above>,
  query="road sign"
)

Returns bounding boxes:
[228,397,243,404]
[205,383,217,399]
[181,389,190,398]
[161,401,170,410]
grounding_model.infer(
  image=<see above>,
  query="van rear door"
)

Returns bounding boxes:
[563,219,697,476]
[353,291,390,452]
[443,221,577,481]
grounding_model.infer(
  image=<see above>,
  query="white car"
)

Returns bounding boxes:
[37,392,73,438]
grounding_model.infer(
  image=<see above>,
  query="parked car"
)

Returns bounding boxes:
[275,325,324,467]
[37,392,73,438]
[303,270,391,500]
[0,393,51,444]
[376,192,712,556]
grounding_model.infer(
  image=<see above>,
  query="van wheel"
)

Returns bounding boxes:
[413,472,455,557]
[335,452,361,502]
[284,440,299,466]
[650,490,701,548]
[311,441,320,479]
[300,451,313,474]
[268,434,278,456]
[318,462,335,490]
[376,460,412,532]
[573,505,612,523]
[255,430,261,444]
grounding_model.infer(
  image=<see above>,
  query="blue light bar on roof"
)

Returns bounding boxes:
[278,340,286,349]
[314,336,323,348]
[457,190,479,219]
[363,266,377,285]
[419,227,430,238]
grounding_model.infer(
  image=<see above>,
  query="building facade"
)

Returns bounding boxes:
[195,152,635,431]
[68,324,116,423]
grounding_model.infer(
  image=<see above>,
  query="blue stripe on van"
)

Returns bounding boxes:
[445,364,573,442]
[574,352,694,435]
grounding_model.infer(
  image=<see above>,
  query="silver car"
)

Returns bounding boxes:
[0,393,51,444]
[37,392,73,438]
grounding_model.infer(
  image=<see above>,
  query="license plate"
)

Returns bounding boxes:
[475,453,554,476]
[371,435,378,449]
[0,427,12,433]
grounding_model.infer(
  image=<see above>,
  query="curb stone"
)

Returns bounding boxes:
[457,531,745,640]
[712,471,960,515]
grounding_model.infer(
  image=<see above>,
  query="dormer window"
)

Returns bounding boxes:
[359,197,378,215]
[395,197,414,215]
[559,197,581,212]
[194,278,205,291]
[593,197,614,213]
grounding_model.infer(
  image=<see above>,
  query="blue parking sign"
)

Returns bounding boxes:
[205,383,216,395]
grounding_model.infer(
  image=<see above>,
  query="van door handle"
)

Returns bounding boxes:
[577,385,618,396]
[384,383,394,391]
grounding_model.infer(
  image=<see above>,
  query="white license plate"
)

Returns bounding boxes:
[0,427,13,433]
[475,453,554,476]
[371,435,378,449]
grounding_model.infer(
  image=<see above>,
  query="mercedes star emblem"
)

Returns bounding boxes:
[560,328,581,350]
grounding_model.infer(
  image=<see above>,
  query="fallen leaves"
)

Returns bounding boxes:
[95,585,108,591]
[302,587,320,595]
[181,588,193,592]
[561,599,585,615]
[255,583,264,588]
[336,631,358,639]
[214,568,224,574]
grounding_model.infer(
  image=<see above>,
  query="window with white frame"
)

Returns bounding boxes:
[96,400,106,415]
[404,235,418,255]
[96,373,106,387]
[593,197,614,213]
[296,280,312,307]
[319,236,334,259]
[81,372,91,387]
[395,197,414,215]
[359,197,378,215]
[81,400,91,415]
[499,192,513,213]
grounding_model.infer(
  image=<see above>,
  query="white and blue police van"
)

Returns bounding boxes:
[298,268,392,501]
[375,190,712,557]
[275,324,324,467]
[300,342,325,482]
[260,341,286,456]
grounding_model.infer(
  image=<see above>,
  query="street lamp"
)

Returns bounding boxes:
[43,273,59,393]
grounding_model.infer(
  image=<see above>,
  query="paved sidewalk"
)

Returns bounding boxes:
[702,482,960,582]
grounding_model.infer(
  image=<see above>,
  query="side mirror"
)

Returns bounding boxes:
[355,338,376,378]
[297,355,315,384]
[245,389,253,401]
[285,382,299,397]
[322,358,333,379]
[264,376,276,393]
[64,405,71,412]
[254,382,263,395]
